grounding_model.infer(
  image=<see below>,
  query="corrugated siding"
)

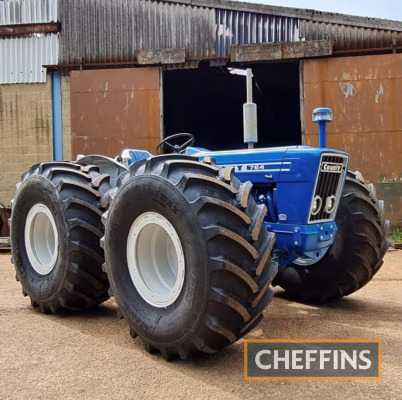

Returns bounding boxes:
[216,9,299,57]
[0,34,58,83]
[299,20,402,50]
[0,0,57,25]
[0,0,58,84]
[58,0,216,64]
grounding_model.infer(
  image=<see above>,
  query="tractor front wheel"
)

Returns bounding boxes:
[102,155,278,359]
[273,170,389,301]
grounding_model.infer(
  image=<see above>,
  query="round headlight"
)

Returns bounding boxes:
[325,195,336,214]
[311,196,322,215]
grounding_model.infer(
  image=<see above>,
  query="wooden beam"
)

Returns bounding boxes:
[137,48,186,65]
[230,40,334,63]
[0,22,60,37]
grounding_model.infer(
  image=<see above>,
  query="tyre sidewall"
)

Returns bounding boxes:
[106,175,209,347]
[11,176,69,301]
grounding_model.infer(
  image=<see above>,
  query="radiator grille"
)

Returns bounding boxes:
[309,154,348,223]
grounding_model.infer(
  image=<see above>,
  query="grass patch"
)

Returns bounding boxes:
[389,227,402,243]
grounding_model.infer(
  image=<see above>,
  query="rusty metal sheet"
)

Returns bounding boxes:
[70,68,161,159]
[303,54,402,224]
[230,40,333,62]
[0,22,60,37]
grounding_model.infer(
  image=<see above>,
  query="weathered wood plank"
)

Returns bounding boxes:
[230,40,334,62]
[137,48,186,65]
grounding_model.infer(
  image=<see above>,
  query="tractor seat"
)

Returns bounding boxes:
[121,149,152,166]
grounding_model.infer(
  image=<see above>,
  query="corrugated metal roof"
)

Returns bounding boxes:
[0,34,58,83]
[299,20,402,50]
[216,8,299,57]
[58,0,216,64]
[57,0,402,66]
[0,0,57,25]
[167,1,402,32]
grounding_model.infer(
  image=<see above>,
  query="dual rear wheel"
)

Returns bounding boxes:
[11,156,278,358]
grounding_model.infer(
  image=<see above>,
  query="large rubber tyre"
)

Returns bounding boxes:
[273,170,390,301]
[102,155,278,360]
[11,162,111,313]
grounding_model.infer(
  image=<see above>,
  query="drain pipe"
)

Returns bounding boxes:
[243,68,258,149]
[51,70,63,160]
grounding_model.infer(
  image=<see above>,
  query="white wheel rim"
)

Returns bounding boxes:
[127,212,185,308]
[24,203,59,275]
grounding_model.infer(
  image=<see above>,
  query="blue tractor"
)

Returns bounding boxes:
[11,84,388,360]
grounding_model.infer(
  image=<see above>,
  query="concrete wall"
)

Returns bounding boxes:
[0,74,72,207]
[303,54,402,226]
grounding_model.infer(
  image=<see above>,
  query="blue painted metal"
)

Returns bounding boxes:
[265,221,337,265]
[125,141,349,267]
[122,149,151,165]
[318,123,327,148]
[51,70,63,161]
[312,107,333,148]
[185,144,349,267]
[188,145,348,224]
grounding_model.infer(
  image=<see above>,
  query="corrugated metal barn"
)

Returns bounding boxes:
[1,0,402,225]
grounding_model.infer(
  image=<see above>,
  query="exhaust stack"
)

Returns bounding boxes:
[243,68,258,149]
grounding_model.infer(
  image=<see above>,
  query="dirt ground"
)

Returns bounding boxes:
[0,250,401,400]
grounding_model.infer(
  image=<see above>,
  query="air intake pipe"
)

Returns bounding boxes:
[312,107,333,148]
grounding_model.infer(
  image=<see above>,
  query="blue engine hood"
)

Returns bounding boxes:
[186,145,349,224]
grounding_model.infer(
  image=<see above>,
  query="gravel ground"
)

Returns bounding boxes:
[0,250,401,400]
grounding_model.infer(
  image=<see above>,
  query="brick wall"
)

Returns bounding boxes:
[0,81,53,206]
[0,74,72,207]
[61,74,72,161]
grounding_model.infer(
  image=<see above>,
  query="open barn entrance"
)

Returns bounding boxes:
[163,62,301,151]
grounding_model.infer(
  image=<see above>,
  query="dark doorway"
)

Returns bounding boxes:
[163,62,301,151]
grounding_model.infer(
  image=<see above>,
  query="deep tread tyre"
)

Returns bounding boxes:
[11,162,111,313]
[274,170,390,301]
[102,155,277,359]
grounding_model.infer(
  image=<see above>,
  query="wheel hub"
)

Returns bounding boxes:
[126,212,185,308]
[24,203,59,275]
[293,248,329,266]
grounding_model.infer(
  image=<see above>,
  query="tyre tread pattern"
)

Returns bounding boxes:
[336,170,390,297]
[12,162,110,313]
[102,155,278,359]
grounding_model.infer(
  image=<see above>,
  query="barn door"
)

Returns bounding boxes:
[70,67,161,159]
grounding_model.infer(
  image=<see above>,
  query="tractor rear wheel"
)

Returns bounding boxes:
[11,162,110,313]
[102,155,277,359]
[273,170,389,301]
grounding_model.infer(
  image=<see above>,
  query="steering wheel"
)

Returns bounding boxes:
[156,133,195,155]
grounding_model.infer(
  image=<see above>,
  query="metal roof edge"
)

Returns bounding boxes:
[162,0,402,32]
